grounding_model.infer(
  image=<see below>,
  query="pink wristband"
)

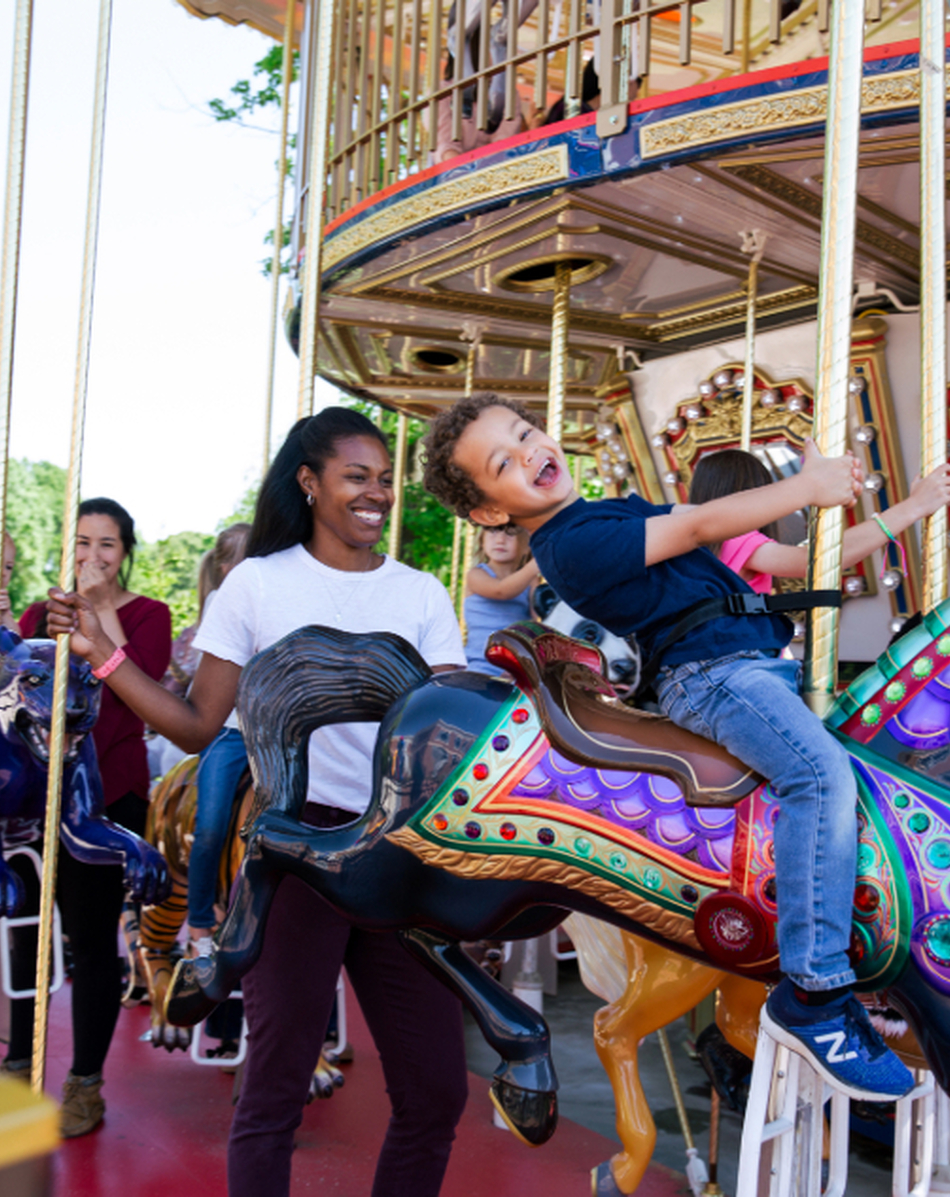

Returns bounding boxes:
[92,646,127,680]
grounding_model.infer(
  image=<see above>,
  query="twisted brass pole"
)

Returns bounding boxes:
[919,0,947,612]
[739,230,766,453]
[547,262,571,445]
[263,0,298,471]
[33,0,114,1095]
[802,0,865,714]
[296,0,336,419]
[0,0,33,547]
[451,337,480,613]
[388,412,409,560]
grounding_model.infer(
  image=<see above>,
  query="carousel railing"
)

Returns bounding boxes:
[292,0,898,243]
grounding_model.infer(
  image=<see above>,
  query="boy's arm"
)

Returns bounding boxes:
[745,460,950,579]
[644,438,861,567]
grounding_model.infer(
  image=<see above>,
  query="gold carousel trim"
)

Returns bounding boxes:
[641,69,931,160]
[386,825,702,950]
[323,145,570,272]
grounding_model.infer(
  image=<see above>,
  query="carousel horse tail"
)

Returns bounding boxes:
[237,624,432,832]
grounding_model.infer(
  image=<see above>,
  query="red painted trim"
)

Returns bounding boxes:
[324,37,936,239]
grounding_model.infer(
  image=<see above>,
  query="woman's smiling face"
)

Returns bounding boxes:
[76,514,127,587]
[303,435,394,551]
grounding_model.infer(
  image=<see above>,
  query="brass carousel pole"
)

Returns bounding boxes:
[919,0,947,612]
[388,413,409,560]
[296,0,337,420]
[33,0,114,1095]
[458,332,480,625]
[0,0,33,546]
[802,0,865,714]
[263,0,298,472]
[548,261,571,443]
[739,230,766,453]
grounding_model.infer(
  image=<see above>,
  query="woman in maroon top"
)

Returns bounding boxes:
[9,498,171,1137]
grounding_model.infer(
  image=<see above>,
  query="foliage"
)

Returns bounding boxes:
[208,44,299,124]
[134,531,215,638]
[5,459,67,614]
[218,483,260,531]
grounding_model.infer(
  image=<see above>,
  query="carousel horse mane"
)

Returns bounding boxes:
[237,624,432,832]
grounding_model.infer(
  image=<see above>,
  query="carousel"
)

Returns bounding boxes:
[1,0,950,1193]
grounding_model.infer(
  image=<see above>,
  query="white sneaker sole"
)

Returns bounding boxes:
[760,1006,913,1103]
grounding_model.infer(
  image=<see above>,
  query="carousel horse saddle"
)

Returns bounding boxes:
[487,624,762,808]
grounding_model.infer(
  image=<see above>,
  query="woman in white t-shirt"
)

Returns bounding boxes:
[46,407,468,1197]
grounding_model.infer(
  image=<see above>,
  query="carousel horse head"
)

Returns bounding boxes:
[0,627,102,766]
[0,626,169,916]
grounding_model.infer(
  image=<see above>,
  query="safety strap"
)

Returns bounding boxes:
[634,589,842,698]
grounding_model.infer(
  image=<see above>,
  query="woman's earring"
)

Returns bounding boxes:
[306,492,314,507]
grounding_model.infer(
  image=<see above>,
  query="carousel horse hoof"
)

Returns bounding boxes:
[163,957,220,1027]
[590,1161,624,1196]
[488,1079,558,1147]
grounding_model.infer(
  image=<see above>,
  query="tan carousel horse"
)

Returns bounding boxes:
[566,915,929,1195]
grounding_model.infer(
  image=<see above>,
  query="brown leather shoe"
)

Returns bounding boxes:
[60,1071,105,1138]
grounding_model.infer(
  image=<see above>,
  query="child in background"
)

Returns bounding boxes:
[689,447,950,594]
[0,532,17,632]
[187,523,251,956]
[422,392,950,1102]
[463,525,539,674]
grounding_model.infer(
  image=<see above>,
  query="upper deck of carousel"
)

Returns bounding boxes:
[178,0,945,419]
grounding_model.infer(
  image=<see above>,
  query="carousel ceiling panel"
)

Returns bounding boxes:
[318,317,623,410]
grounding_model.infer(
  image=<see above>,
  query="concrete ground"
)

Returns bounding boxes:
[463,959,896,1196]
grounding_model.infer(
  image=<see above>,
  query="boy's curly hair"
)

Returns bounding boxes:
[422,392,544,520]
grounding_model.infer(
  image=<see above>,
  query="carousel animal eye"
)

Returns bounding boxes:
[572,621,603,645]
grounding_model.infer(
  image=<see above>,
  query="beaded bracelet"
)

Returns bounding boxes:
[872,512,907,580]
[92,646,127,680]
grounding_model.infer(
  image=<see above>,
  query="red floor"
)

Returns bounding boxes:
[42,980,689,1196]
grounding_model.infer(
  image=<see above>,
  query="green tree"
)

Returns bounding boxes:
[134,531,214,638]
[5,458,67,614]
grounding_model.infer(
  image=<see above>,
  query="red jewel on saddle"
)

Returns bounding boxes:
[472,763,489,781]
[512,708,529,724]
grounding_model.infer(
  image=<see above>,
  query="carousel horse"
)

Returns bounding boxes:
[0,627,169,915]
[165,607,950,1164]
[139,753,346,1096]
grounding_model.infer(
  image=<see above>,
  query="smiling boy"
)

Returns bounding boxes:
[423,392,918,1101]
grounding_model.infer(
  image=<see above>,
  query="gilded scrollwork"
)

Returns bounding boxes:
[324,146,571,272]
[386,825,701,949]
[641,70,931,160]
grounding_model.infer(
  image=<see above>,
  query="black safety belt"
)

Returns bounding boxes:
[634,589,842,698]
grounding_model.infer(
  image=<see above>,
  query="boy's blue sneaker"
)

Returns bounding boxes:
[762,979,915,1102]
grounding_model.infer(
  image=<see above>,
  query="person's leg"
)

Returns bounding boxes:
[227,874,349,1197]
[189,728,248,933]
[58,793,148,1078]
[658,653,856,988]
[657,653,912,1099]
[345,930,468,1197]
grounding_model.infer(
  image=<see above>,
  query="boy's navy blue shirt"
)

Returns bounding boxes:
[529,492,792,669]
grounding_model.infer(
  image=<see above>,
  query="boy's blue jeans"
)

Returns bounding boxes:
[655,650,857,992]
[189,727,249,930]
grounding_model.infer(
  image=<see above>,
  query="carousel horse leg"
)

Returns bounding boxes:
[591,934,724,1196]
[400,927,559,1147]
[715,973,765,1060]
[164,814,293,1025]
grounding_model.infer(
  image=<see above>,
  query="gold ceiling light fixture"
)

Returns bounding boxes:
[494,252,613,294]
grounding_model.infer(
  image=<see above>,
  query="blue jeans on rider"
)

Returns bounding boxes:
[655,650,858,993]
[189,727,248,930]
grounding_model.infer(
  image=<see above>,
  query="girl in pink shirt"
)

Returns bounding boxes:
[689,448,948,590]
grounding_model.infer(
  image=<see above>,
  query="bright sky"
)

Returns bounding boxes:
[0,0,337,542]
